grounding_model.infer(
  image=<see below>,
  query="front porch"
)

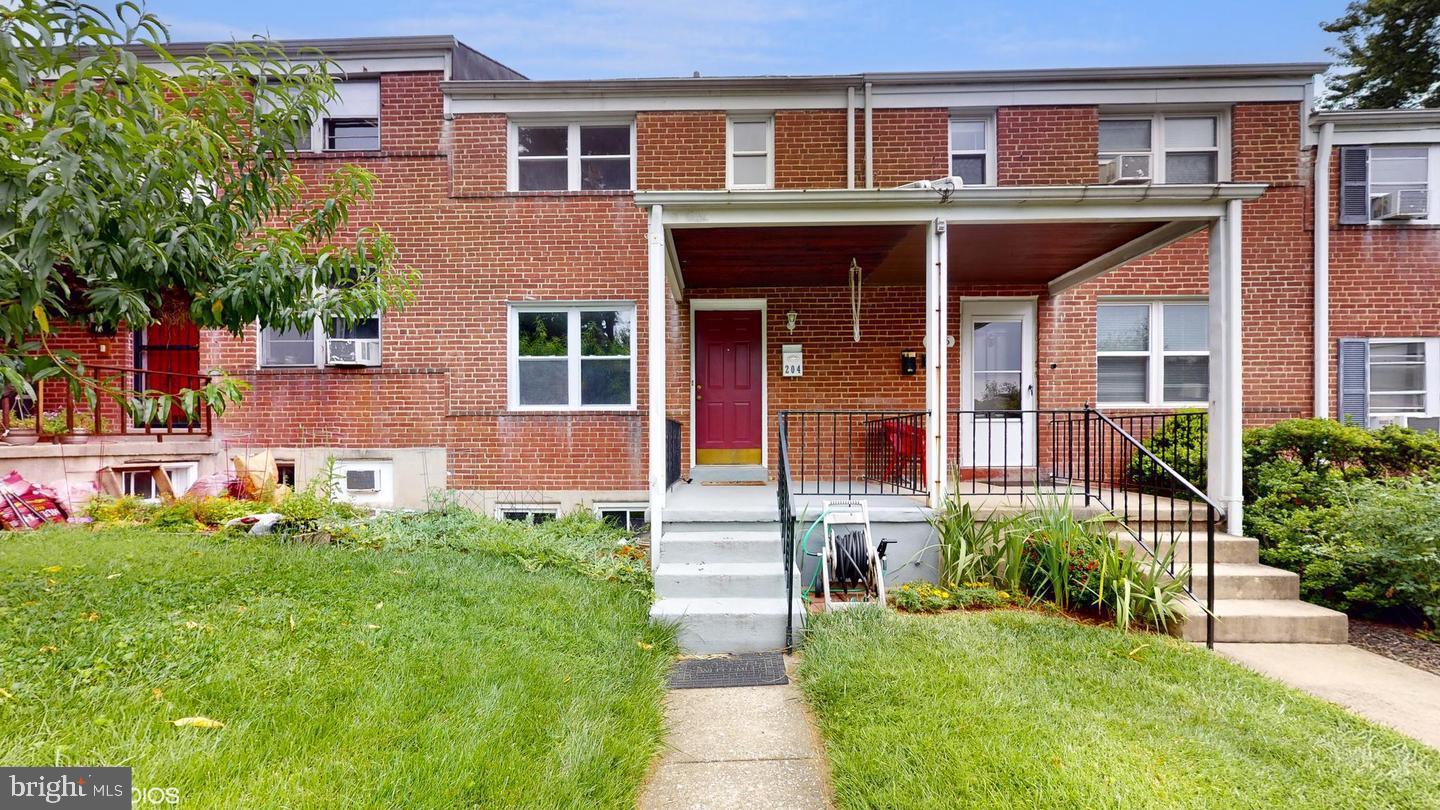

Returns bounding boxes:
[643,184,1257,536]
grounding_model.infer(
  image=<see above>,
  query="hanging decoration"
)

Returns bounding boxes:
[848,257,863,342]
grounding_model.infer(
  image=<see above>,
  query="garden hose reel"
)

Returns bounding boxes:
[820,500,894,609]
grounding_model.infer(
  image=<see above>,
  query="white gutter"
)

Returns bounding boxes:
[1313,121,1334,418]
[846,86,856,190]
[636,183,1270,209]
[863,82,874,190]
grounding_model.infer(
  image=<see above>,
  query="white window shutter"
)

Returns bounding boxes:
[1337,338,1369,425]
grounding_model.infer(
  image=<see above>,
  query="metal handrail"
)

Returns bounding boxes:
[1091,410,1222,512]
[776,412,798,652]
[2,363,214,442]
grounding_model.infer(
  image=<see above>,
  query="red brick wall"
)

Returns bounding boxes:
[449,113,507,196]
[1324,146,1440,416]
[867,108,949,187]
[636,111,726,190]
[775,109,849,189]
[997,106,1100,185]
[379,72,445,156]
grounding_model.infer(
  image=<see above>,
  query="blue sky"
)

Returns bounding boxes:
[148,0,1348,79]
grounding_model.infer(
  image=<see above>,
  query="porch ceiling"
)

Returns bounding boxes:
[672,220,1170,288]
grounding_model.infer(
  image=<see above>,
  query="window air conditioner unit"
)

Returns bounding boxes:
[344,468,379,493]
[326,338,381,367]
[1100,154,1152,184]
[1372,188,1428,220]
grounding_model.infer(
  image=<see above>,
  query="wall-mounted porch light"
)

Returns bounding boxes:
[785,310,799,333]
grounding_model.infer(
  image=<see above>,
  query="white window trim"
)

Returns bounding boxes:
[1096,298,1210,408]
[120,461,198,502]
[1366,145,1440,226]
[286,79,381,154]
[1368,337,1440,419]
[506,119,637,192]
[1098,111,1231,184]
[726,114,775,190]
[507,302,638,411]
[947,113,997,186]
[495,503,559,522]
[592,502,650,532]
[257,315,382,369]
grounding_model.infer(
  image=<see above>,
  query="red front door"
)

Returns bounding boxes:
[695,309,763,465]
[135,319,201,427]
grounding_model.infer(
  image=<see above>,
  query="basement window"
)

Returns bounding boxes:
[497,504,558,525]
[595,503,649,535]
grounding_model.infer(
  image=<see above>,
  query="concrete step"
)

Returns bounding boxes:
[689,464,769,484]
[1181,598,1348,643]
[1114,531,1259,564]
[654,562,788,599]
[1187,563,1300,600]
[664,517,781,534]
[657,532,781,565]
[650,597,806,654]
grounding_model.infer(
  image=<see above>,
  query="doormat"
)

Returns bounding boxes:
[668,652,788,689]
[700,480,767,486]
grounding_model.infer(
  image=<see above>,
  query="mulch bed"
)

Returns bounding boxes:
[1348,619,1440,676]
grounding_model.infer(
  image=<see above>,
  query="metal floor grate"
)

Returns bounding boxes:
[667,653,788,689]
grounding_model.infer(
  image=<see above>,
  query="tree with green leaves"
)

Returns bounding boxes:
[1323,0,1440,109]
[0,1,413,423]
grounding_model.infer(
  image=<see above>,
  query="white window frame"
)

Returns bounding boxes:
[593,502,650,534]
[284,79,381,154]
[496,504,559,524]
[507,119,637,192]
[1366,145,1440,226]
[947,113,997,186]
[1368,337,1440,420]
[507,302,637,411]
[1096,298,1210,408]
[1098,111,1230,184]
[726,115,774,190]
[257,315,382,369]
[120,461,198,502]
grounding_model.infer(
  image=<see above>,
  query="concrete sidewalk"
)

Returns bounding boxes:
[639,677,833,810]
[1217,643,1440,749]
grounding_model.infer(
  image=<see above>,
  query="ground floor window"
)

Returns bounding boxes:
[1366,338,1440,425]
[1096,299,1208,406]
[508,303,635,410]
[497,504,558,525]
[594,503,649,535]
[259,316,381,368]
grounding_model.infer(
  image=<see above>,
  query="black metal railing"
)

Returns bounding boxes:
[783,410,929,497]
[776,412,798,652]
[665,419,681,489]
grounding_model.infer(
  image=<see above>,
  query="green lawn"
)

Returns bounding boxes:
[798,608,1440,809]
[0,524,674,808]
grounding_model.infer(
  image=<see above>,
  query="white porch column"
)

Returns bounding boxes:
[647,205,667,566]
[926,218,949,507]
[1207,200,1244,533]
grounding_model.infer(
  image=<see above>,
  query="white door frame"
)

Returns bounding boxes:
[958,296,1038,467]
[689,298,768,468]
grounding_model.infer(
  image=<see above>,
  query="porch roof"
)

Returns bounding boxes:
[641,184,1266,292]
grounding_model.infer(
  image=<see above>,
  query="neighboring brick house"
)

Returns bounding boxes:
[14,37,1440,534]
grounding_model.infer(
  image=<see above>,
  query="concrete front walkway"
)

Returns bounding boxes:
[1217,643,1440,749]
[639,676,833,809]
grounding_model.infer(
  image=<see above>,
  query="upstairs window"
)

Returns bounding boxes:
[1098,114,1224,184]
[1096,300,1209,406]
[280,80,379,152]
[948,117,994,186]
[509,304,635,409]
[1339,145,1438,225]
[512,122,634,191]
[727,116,773,189]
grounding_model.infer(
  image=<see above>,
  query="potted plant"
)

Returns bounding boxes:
[3,414,40,446]
[48,411,94,444]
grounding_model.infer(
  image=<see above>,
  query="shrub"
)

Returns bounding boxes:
[83,495,150,524]
[927,494,1022,590]
[1130,410,1207,491]
[888,581,1009,613]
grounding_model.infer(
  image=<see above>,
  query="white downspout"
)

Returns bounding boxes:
[1313,121,1334,419]
[863,81,874,190]
[846,86,856,190]
[646,205,667,571]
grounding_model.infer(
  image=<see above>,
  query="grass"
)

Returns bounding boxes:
[0,523,674,808]
[798,608,1440,809]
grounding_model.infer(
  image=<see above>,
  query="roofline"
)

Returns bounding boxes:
[152,35,467,59]
[1310,108,1440,127]
[445,62,1326,98]
[635,183,1270,210]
